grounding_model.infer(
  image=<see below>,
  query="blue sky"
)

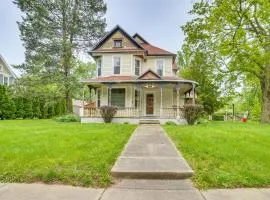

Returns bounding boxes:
[0,0,194,67]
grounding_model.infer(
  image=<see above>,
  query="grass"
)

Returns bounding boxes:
[0,120,136,187]
[164,121,270,189]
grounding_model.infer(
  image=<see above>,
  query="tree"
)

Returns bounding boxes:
[32,98,42,118]
[182,0,270,123]
[0,86,16,120]
[23,98,33,119]
[178,49,232,114]
[14,0,107,113]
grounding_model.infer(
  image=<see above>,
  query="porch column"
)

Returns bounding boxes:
[82,84,85,117]
[108,84,112,106]
[176,83,180,119]
[160,83,163,117]
[88,86,92,102]
[192,83,196,105]
[140,84,143,117]
[135,83,140,117]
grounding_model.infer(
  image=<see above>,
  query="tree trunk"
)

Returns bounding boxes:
[260,66,270,123]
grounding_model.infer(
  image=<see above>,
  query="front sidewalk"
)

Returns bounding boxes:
[111,124,193,179]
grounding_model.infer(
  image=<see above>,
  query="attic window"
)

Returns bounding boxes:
[114,40,122,48]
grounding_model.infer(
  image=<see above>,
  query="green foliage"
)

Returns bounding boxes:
[23,98,33,119]
[182,104,204,125]
[32,99,42,119]
[182,0,270,122]
[14,98,24,118]
[0,85,16,120]
[212,115,224,121]
[13,0,107,113]
[55,114,80,122]
[0,84,66,120]
[178,50,231,114]
[165,121,177,126]
[100,106,117,123]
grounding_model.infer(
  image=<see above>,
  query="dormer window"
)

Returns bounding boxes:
[114,39,122,48]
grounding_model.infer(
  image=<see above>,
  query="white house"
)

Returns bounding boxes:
[81,25,197,124]
[0,54,17,86]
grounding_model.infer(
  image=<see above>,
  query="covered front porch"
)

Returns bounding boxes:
[81,78,197,124]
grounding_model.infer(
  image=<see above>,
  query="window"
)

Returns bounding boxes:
[0,74,3,85]
[9,77,14,85]
[4,77,8,85]
[135,59,141,76]
[97,89,101,107]
[113,56,121,74]
[156,59,164,76]
[114,40,122,48]
[0,65,3,72]
[111,88,125,107]
[96,58,102,76]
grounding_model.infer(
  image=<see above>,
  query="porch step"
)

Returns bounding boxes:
[139,119,160,124]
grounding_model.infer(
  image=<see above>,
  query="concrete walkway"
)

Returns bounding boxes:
[111,124,193,179]
[1,182,270,200]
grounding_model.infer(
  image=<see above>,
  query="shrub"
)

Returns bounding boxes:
[182,104,204,125]
[55,114,80,122]
[165,121,177,125]
[100,106,117,123]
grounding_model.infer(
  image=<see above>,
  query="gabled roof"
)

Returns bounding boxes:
[91,25,177,58]
[133,33,149,44]
[141,43,176,56]
[91,25,144,51]
[137,69,162,80]
[0,54,17,78]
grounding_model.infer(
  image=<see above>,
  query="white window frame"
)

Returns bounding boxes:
[112,55,121,75]
[156,59,165,76]
[134,58,141,76]
[0,65,3,72]
[96,57,102,77]
[113,39,123,48]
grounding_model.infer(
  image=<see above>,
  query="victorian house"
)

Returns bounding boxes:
[81,25,197,124]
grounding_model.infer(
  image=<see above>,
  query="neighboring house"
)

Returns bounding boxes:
[0,54,17,86]
[81,25,197,124]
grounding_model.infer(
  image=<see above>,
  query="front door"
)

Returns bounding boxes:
[146,94,154,115]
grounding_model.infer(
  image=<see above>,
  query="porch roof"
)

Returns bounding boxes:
[81,75,198,85]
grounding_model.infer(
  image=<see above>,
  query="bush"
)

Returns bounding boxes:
[182,104,204,125]
[165,121,177,125]
[55,114,80,122]
[100,106,117,123]
[212,115,224,121]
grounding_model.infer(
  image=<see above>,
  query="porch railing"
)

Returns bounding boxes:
[84,107,138,118]
[115,107,138,117]
[160,107,184,118]
[84,107,183,118]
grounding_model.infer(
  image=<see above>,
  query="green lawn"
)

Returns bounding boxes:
[0,120,136,187]
[164,122,270,189]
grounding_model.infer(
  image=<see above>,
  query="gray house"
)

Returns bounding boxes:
[0,54,17,85]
